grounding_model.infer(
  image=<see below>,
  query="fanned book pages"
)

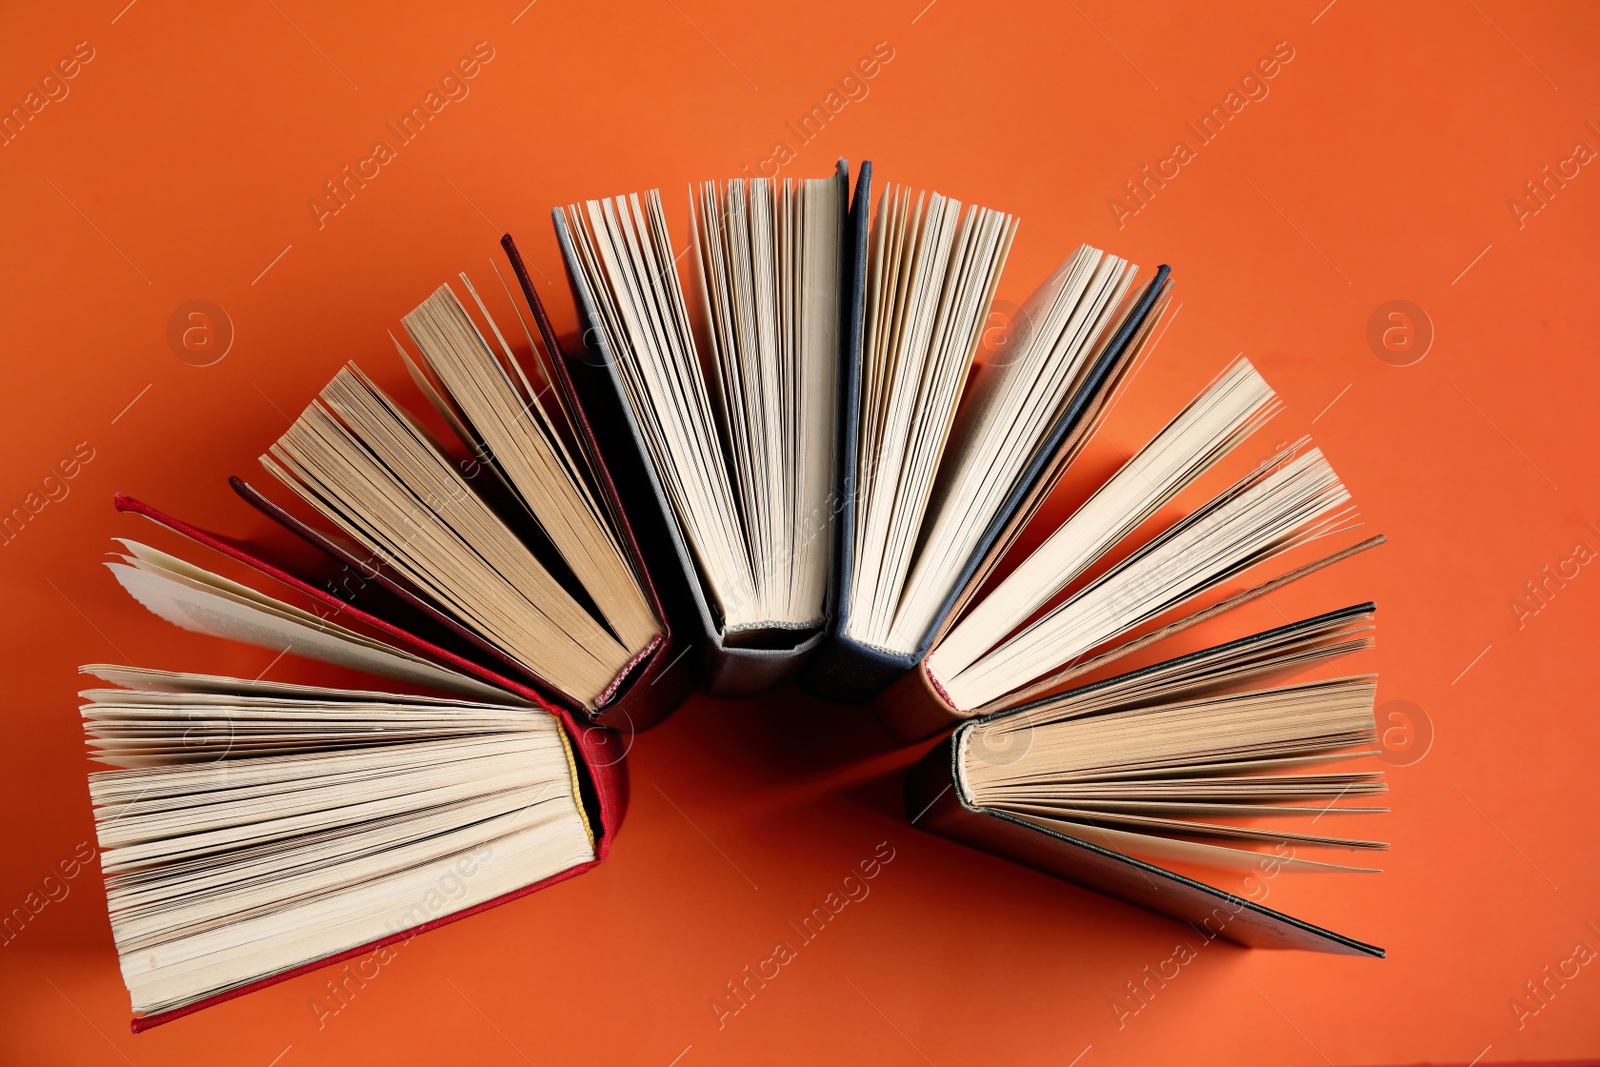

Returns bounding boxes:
[553,166,847,695]
[258,282,659,711]
[78,665,605,1024]
[81,248,687,1027]
[904,603,1388,955]
[844,182,1022,652]
[880,356,1386,740]
[803,159,1175,702]
[106,240,694,731]
[103,538,525,705]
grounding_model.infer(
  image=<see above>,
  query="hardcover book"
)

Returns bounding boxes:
[877,356,1386,740]
[168,238,697,730]
[802,160,1175,702]
[904,603,1388,955]
[552,163,852,696]
[81,241,702,1026]
[887,352,1390,951]
[81,660,622,1028]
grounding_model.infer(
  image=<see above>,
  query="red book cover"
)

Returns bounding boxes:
[103,491,631,1031]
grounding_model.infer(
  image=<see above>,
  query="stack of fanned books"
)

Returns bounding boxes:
[80,160,1390,1030]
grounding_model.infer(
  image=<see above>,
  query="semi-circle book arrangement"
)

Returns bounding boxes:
[78,159,1388,1031]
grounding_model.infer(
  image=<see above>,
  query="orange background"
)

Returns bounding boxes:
[3,0,1599,1063]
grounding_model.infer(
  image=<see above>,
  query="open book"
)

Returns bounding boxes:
[83,242,689,1026]
[110,242,693,729]
[553,164,847,694]
[256,274,659,710]
[804,161,1175,702]
[905,603,1387,954]
[80,665,605,1024]
[880,357,1384,738]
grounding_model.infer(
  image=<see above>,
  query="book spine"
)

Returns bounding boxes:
[822,161,873,678]
[878,663,966,742]
[500,233,698,730]
[591,635,696,733]
[548,212,822,700]
[800,634,911,703]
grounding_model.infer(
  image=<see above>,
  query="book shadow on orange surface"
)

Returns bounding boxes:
[660,682,916,788]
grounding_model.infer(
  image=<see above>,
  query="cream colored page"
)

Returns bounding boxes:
[107,563,511,702]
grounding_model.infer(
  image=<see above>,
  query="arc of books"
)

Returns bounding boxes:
[78,159,1390,1029]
